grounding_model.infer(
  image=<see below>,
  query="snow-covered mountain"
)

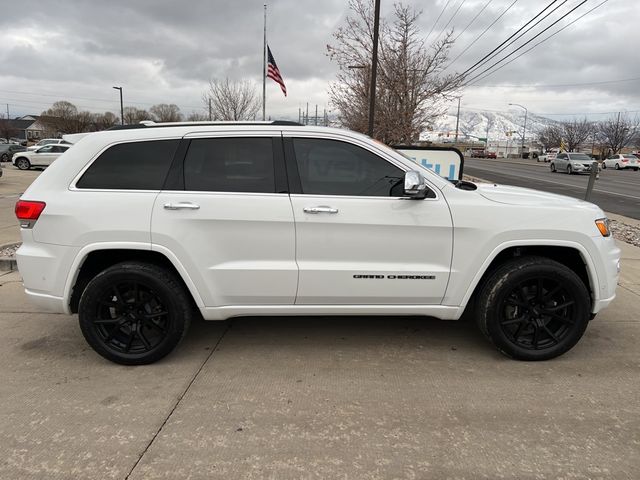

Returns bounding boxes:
[420,110,556,143]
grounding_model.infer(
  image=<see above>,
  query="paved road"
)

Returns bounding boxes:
[1,251,640,479]
[464,158,640,220]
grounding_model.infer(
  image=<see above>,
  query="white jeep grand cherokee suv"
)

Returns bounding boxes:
[15,122,620,364]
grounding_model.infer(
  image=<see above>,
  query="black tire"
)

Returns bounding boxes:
[634,168,638,171]
[475,256,590,361]
[566,164,572,174]
[614,163,620,170]
[78,262,192,365]
[15,157,31,170]
[1,153,8,162]
[601,162,606,169]
[550,163,556,172]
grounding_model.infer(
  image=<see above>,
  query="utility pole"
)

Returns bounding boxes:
[454,97,461,142]
[509,103,528,158]
[315,105,318,126]
[112,86,124,125]
[262,4,267,121]
[367,0,381,138]
[208,98,212,121]
[305,102,309,125]
[485,120,490,152]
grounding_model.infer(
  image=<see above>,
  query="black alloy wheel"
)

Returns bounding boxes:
[79,262,192,365]
[497,277,578,351]
[476,256,590,360]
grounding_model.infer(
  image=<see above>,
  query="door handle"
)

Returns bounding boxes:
[163,202,200,210]
[303,206,339,214]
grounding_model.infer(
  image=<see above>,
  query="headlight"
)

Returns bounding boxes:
[572,162,583,167]
[595,218,610,237]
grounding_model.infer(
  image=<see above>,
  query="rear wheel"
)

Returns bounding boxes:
[78,262,192,365]
[15,157,31,170]
[475,256,590,361]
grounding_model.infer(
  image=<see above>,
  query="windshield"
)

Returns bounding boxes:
[568,153,591,161]
[623,155,637,159]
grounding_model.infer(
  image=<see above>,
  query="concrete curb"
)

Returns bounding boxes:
[0,242,19,272]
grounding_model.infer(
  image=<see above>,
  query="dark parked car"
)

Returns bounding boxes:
[0,144,27,162]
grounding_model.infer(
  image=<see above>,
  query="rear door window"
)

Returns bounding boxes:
[76,139,179,190]
[183,137,276,193]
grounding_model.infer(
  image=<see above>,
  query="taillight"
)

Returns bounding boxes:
[621,158,628,162]
[15,200,46,223]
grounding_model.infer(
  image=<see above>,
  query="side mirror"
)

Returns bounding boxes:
[404,170,429,199]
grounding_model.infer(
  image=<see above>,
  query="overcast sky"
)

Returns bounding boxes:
[1,0,638,122]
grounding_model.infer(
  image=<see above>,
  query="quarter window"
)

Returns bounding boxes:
[292,138,405,196]
[183,137,275,193]
[76,139,179,190]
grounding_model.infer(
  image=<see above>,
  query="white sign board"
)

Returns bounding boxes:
[394,146,464,180]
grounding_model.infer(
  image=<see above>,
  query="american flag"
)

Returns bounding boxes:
[267,46,287,97]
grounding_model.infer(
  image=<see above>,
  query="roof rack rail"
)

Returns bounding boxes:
[106,120,304,131]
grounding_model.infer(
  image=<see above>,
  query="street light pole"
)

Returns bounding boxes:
[509,103,527,158]
[113,86,124,125]
[368,0,381,138]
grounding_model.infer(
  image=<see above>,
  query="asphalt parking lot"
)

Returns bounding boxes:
[1,165,639,479]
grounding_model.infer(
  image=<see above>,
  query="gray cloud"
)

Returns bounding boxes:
[0,0,637,121]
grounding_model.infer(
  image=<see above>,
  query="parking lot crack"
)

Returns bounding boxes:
[124,321,232,480]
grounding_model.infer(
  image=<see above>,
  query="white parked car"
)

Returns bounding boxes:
[27,138,71,151]
[550,152,597,174]
[15,122,620,364]
[12,144,71,170]
[601,154,639,171]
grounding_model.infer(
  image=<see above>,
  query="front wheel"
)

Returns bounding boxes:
[1,153,8,162]
[566,164,573,174]
[78,262,193,365]
[614,163,620,170]
[550,163,556,172]
[475,256,590,361]
[15,157,31,170]
[601,162,606,169]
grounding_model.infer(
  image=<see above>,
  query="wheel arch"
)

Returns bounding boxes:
[66,245,204,314]
[458,241,598,317]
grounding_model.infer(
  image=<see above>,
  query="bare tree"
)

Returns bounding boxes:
[75,111,96,132]
[150,104,183,122]
[203,78,260,121]
[123,106,151,125]
[94,111,119,130]
[0,114,19,141]
[597,113,640,154]
[40,101,80,134]
[537,124,563,150]
[562,117,593,152]
[327,0,462,144]
[186,111,209,121]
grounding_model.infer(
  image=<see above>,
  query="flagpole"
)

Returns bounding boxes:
[262,4,267,121]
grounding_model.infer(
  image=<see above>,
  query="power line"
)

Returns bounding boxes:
[472,76,640,89]
[462,0,589,86]
[443,0,518,72]
[469,0,610,86]
[424,0,453,46]
[431,0,467,45]
[461,0,567,79]
[453,0,494,42]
